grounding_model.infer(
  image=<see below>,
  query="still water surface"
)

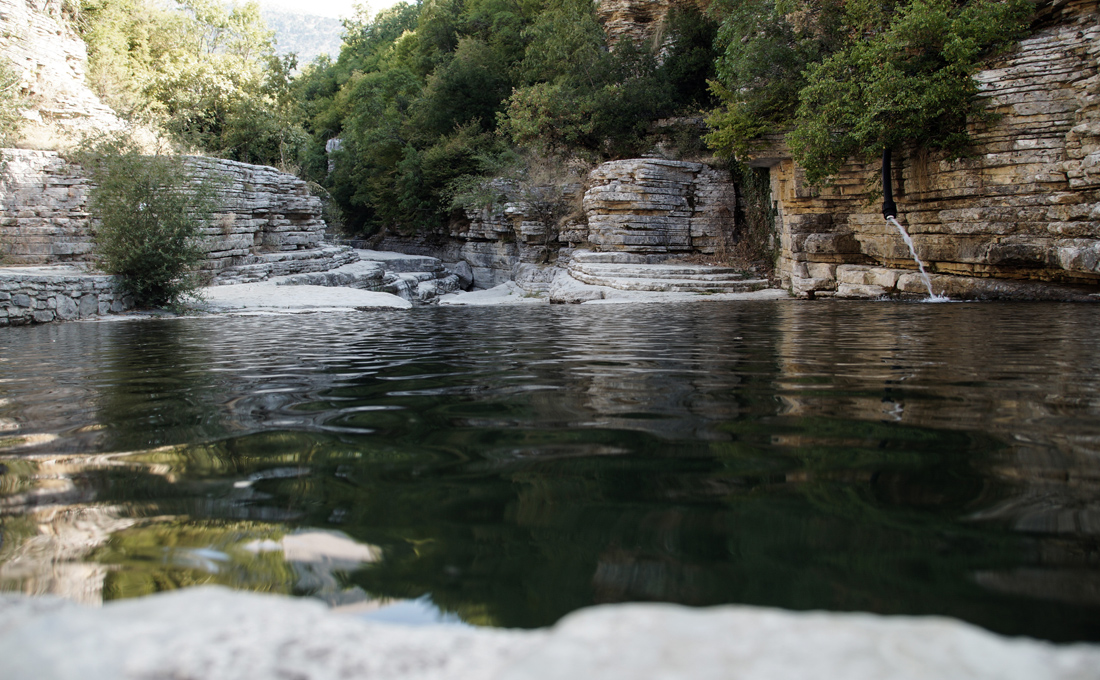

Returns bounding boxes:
[1,301,1098,640]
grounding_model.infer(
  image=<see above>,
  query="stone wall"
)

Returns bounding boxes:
[0,149,354,282]
[757,0,1100,299]
[0,268,133,326]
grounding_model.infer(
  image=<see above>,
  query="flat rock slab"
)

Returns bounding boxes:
[0,265,100,278]
[439,281,548,305]
[199,282,411,311]
[2,587,1099,680]
[277,260,387,288]
[356,249,444,273]
[547,269,786,304]
[583,288,790,304]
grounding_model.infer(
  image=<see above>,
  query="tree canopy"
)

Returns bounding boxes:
[292,0,719,234]
[79,0,306,166]
[68,0,1037,236]
[705,0,1033,183]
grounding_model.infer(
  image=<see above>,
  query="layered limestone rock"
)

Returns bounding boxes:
[378,159,742,289]
[0,149,355,282]
[596,0,670,48]
[565,249,767,293]
[584,158,736,255]
[0,0,123,144]
[378,182,584,289]
[759,0,1100,299]
[596,0,704,50]
[379,160,739,288]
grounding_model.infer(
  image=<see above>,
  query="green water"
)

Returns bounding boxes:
[1,301,1098,640]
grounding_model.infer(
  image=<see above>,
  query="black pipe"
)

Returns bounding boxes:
[882,147,898,220]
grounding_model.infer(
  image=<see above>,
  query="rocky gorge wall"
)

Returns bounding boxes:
[379,158,739,289]
[0,149,356,282]
[756,0,1100,299]
[596,0,703,50]
[0,0,124,143]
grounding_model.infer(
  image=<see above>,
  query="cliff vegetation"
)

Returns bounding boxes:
[51,0,1048,238]
[705,0,1034,183]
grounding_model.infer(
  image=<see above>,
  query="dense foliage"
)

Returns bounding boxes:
[79,135,218,308]
[78,0,307,166]
[66,0,1037,237]
[706,0,1033,183]
[289,0,719,234]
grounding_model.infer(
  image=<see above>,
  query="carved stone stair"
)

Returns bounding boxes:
[566,250,768,293]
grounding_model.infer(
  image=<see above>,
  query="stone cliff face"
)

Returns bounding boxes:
[596,0,702,50]
[0,2,353,283]
[379,181,582,289]
[0,0,123,143]
[759,0,1100,299]
[378,159,739,288]
[0,150,354,281]
[584,159,736,255]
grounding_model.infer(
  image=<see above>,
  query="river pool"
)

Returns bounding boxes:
[1,300,1098,641]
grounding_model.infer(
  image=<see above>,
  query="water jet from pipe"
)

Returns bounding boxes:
[882,148,948,302]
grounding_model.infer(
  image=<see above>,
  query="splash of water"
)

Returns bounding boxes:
[887,217,949,302]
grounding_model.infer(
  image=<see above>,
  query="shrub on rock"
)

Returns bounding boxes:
[78,135,218,308]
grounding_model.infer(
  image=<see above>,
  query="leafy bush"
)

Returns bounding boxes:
[789,0,1032,183]
[79,0,306,167]
[78,136,218,308]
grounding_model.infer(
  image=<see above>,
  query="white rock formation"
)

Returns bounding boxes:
[439,281,548,305]
[584,159,737,255]
[2,586,1099,680]
[199,282,411,312]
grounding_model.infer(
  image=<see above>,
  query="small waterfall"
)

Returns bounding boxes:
[886,217,948,301]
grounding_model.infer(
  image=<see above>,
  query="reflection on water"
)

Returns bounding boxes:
[1,302,1098,641]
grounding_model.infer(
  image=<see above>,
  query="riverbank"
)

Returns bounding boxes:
[3,586,1098,679]
[0,251,792,325]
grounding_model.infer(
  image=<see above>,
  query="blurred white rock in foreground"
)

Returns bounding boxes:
[2,586,1099,680]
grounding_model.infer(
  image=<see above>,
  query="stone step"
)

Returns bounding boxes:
[570,262,747,281]
[355,249,444,273]
[210,246,359,285]
[276,260,386,290]
[569,269,769,293]
[569,249,674,265]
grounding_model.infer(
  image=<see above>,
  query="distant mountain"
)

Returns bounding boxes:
[261,8,344,64]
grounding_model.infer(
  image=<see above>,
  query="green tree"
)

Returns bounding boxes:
[704,0,845,158]
[79,135,218,308]
[706,0,1033,183]
[297,0,720,235]
[79,0,306,167]
[789,0,1032,183]
[501,0,681,159]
